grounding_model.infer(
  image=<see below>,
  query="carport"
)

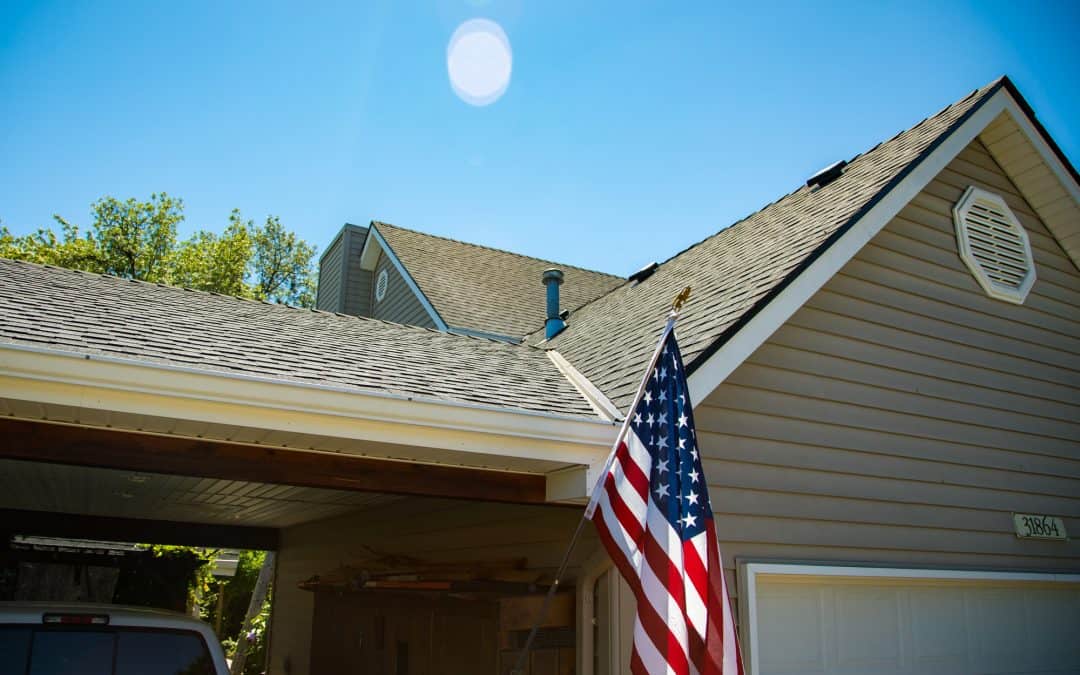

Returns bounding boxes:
[0,324,615,674]
[0,409,611,675]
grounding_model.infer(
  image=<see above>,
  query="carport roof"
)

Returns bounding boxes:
[0,259,600,420]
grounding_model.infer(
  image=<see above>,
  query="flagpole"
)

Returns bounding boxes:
[510,287,691,675]
[584,288,688,519]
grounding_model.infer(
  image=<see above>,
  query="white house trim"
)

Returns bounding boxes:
[741,561,1080,675]
[687,87,1074,406]
[576,552,615,675]
[0,342,616,474]
[547,350,622,423]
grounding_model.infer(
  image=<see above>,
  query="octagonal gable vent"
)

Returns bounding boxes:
[375,269,389,302]
[952,186,1035,304]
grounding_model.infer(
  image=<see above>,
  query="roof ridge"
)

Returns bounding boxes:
[371,220,623,280]
[0,258,548,350]
[530,78,1005,345]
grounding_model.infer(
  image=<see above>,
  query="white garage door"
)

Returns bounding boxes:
[745,565,1080,675]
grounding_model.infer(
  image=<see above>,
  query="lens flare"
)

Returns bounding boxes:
[447,19,512,106]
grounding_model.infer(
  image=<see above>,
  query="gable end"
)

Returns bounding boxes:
[687,79,1078,407]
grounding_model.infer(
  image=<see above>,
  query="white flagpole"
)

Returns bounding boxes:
[510,287,691,675]
[584,288,688,519]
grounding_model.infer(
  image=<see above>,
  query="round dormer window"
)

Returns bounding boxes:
[375,269,389,302]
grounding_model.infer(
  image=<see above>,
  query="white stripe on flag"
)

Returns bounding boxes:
[683,532,708,638]
[624,429,654,477]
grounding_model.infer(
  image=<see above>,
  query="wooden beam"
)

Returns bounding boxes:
[0,418,546,504]
[0,508,279,550]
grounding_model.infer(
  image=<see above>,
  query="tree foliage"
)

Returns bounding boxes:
[1,194,317,307]
[204,550,271,675]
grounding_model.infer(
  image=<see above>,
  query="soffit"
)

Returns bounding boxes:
[0,458,400,529]
[979,110,1080,270]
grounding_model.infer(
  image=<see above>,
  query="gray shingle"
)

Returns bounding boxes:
[373,222,625,339]
[534,79,1004,411]
[0,260,600,419]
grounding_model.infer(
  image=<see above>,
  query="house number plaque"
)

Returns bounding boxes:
[1013,513,1067,540]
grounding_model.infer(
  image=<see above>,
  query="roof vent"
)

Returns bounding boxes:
[628,262,659,284]
[806,160,847,189]
[543,268,566,340]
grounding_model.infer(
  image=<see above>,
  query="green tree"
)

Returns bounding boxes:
[1,194,318,307]
[253,215,317,307]
[0,220,101,271]
[172,210,254,297]
[204,550,272,675]
[65,193,183,281]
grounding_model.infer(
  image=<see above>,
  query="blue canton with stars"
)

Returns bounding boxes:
[630,331,712,541]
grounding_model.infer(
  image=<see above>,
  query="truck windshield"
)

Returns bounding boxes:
[0,626,214,675]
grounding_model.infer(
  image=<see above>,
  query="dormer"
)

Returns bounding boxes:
[316,221,623,342]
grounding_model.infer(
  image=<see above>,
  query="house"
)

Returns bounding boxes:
[0,75,1076,674]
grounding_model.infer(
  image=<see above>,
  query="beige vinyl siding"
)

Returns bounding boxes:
[267,497,595,675]
[697,136,1079,599]
[370,250,438,328]
[314,233,344,312]
[342,228,372,317]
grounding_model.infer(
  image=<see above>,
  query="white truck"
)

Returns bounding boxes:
[0,602,231,674]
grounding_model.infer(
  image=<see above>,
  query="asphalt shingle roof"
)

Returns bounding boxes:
[0,259,600,420]
[373,222,625,339]
[534,79,1005,411]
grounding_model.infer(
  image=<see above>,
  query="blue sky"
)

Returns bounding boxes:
[2,1,1077,276]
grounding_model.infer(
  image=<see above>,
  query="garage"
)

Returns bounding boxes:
[743,564,1080,675]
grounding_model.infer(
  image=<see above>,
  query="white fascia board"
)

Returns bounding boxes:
[687,89,1017,407]
[0,342,616,467]
[544,464,590,503]
[366,225,449,330]
[357,225,379,270]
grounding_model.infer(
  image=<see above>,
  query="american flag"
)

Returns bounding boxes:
[586,326,743,675]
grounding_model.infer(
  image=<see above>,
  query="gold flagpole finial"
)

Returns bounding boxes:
[671,286,691,315]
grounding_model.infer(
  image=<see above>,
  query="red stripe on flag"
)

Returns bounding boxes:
[615,439,649,498]
[604,474,645,545]
[682,537,708,608]
[630,645,648,675]
[592,506,643,598]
